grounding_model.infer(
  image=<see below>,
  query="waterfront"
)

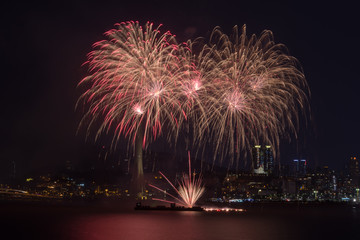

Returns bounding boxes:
[1,201,359,240]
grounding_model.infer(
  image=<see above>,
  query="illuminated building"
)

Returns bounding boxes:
[349,156,359,187]
[252,145,273,174]
[264,146,274,174]
[292,159,306,177]
[299,159,307,176]
[252,145,264,174]
[292,159,299,176]
[332,175,337,192]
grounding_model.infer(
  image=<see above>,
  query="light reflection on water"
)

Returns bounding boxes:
[67,211,267,240]
[64,210,307,240]
[2,203,360,240]
[64,206,360,240]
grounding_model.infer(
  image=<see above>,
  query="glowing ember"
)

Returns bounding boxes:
[133,104,144,115]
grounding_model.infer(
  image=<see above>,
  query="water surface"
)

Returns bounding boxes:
[1,202,359,240]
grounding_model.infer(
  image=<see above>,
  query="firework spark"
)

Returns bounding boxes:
[77,21,193,147]
[76,21,200,187]
[149,152,205,208]
[77,21,309,178]
[188,25,309,168]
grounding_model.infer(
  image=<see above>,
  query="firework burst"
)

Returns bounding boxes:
[77,21,309,178]
[189,25,309,168]
[76,21,201,187]
[77,21,191,148]
[149,152,205,208]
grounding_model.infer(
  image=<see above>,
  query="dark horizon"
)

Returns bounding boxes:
[1,0,359,178]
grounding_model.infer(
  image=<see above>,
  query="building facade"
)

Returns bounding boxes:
[252,145,273,175]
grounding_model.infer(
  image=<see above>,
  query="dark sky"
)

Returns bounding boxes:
[1,0,359,177]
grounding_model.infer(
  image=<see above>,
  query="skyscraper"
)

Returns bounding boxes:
[349,157,359,187]
[252,145,264,174]
[264,145,274,174]
[252,145,273,174]
[299,159,307,176]
[292,159,299,176]
[292,159,306,177]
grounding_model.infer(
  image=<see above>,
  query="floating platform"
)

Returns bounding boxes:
[134,203,203,211]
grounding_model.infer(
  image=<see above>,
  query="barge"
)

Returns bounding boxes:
[134,202,203,211]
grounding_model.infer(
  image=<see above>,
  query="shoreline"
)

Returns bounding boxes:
[1,198,358,210]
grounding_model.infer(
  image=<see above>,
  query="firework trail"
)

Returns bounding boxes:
[77,21,309,178]
[189,25,309,168]
[76,21,200,187]
[77,21,189,148]
[149,152,205,207]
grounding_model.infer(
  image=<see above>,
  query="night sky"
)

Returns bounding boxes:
[1,0,359,178]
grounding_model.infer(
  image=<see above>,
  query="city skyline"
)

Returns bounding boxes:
[2,149,359,203]
[1,0,360,178]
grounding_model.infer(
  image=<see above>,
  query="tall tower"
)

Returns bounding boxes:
[252,145,264,174]
[252,145,274,174]
[292,159,299,177]
[264,145,274,174]
[299,159,307,176]
[349,157,359,187]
